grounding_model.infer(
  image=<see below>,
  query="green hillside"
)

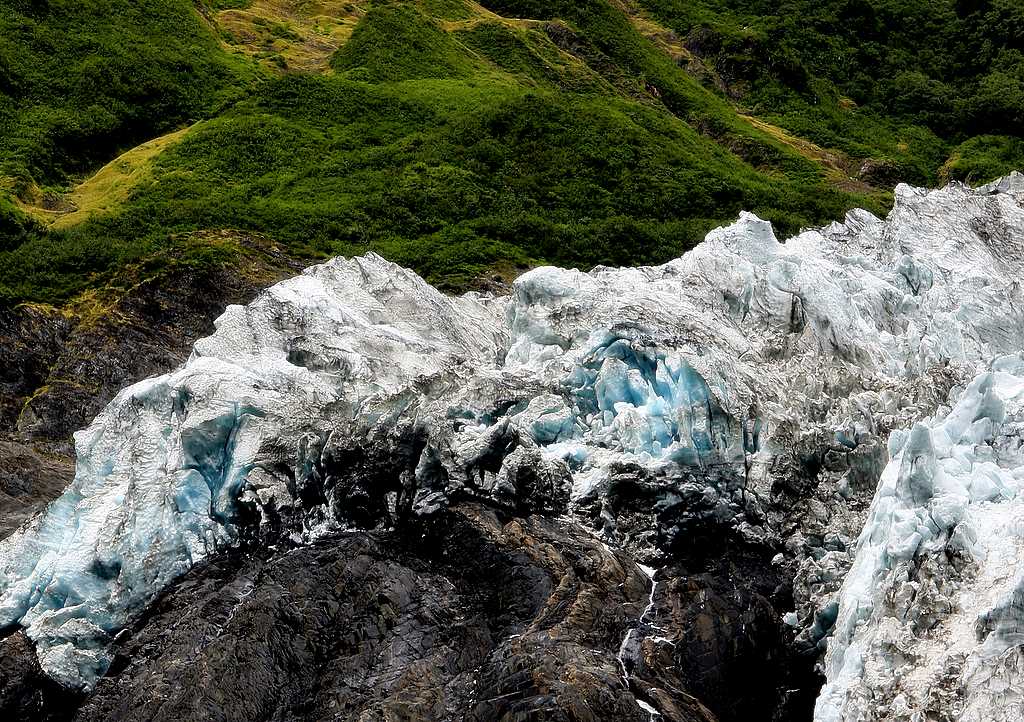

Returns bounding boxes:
[0,0,1020,305]
[638,0,1024,183]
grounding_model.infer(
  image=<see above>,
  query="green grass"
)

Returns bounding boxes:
[455,22,610,93]
[0,0,1020,307]
[0,65,880,303]
[420,0,473,21]
[332,4,481,81]
[943,134,1024,183]
[0,0,257,187]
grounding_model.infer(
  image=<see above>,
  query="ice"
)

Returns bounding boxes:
[815,366,1024,721]
[3,179,1024,692]
[0,255,508,689]
[560,338,739,466]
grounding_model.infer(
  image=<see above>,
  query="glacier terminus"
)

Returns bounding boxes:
[2,176,1024,721]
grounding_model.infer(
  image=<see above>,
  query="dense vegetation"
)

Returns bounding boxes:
[639,0,1024,183]
[0,0,1021,305]
[0,0,254,186]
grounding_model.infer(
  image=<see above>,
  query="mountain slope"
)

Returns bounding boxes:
[1,0,1022,308]
[501,0,1024,184]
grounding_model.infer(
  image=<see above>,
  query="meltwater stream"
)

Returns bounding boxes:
[617,563,662,720]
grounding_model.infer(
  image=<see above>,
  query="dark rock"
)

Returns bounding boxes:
[0,631,82,722]
[634,537,822,722]
[0,304,71,433]
[70,505,710,722]
[857,159,905,188]
[0,441,73,538]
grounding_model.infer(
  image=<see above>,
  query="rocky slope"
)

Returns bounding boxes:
[2,176,1024,720]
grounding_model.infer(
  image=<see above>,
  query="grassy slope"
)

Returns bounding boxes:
[0,0,256,185]
[17,125,196,230]
[0,0,1019,305]
[213,0,365,72]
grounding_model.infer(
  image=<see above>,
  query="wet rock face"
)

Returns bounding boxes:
[72,505,691,722]
[643,542,822,722]
[0,442,73,539]
[0,456,796,722]
[0,305,70,434]
[581,462,819,721]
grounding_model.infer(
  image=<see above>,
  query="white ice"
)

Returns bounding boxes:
[815,359,1024,721]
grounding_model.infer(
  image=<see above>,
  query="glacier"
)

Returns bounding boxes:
[1,176,1024,708]
[815,361,1024,721]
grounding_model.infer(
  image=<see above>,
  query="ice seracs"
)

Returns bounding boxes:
[1,177,1024,696]
[816,358,1024,721]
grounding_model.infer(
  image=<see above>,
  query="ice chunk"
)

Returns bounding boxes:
[815,362,1024,721]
